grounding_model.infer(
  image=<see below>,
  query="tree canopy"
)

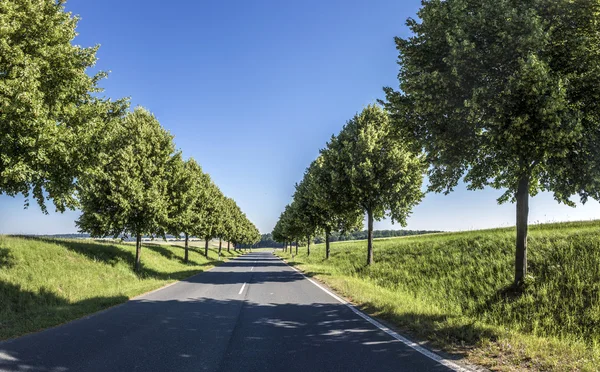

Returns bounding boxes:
[0,0,127,212]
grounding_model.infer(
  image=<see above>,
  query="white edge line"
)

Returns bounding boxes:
[276,255,473,372]
[238,282,247,295]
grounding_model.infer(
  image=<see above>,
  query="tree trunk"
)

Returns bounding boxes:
[204,237,209,257]
[184,233,189,263]
[515,175,530,286]
[219,238,222,254]
[134,233,142,272]
[227,241,230,253]
[325,230,330,260]
[367,209,374,265]
[307,236,311,256]
[295,241,298,256]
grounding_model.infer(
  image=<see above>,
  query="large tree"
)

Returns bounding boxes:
[326,104,426,265]
[76,108,177,272]
[0,0,127,212]
[166,157,211,263]
[384,0,600,286]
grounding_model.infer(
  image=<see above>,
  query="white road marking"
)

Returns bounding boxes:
[277,256,473,372]
[238,282,247,295]
[251,267,254,271]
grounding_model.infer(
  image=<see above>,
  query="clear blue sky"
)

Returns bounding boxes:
[1,0,599,235]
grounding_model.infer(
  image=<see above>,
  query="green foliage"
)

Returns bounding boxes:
[384,0,600,204]
[193,180,223,241]
[325,104,425,224]
[0,0,128,212]
[0,235,242,340]
[76,107,176,241]
[277,220,600,371]
[166,157,211,238]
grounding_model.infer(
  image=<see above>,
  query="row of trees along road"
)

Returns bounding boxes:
[276,0,600,288]
[0,1,260,271]
[272,105,426,265]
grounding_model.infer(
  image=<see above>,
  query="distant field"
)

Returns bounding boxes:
[0,236,242,340]
[277,220,600,371]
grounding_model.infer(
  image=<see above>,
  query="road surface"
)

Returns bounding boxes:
[0,252,459,372]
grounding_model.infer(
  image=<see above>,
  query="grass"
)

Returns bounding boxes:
[0,235,243,340]
[276,220,600,371]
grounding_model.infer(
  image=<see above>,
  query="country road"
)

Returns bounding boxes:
[0,252,460,372]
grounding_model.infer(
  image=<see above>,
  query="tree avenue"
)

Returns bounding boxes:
[273,104,425,265]
[0,0,128,213]
[384,0,600,286]
[0,0,263,272]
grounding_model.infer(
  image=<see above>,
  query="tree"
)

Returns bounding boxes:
[292,180,319,257]
[326,104,426,265]
[166,157,211,263]
[194,180,224,257]
[384,0,600,286]
[0,0,127,212]
[76,107,177,272]
[307,155,363,259]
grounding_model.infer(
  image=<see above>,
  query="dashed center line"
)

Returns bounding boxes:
[238,282,247,295]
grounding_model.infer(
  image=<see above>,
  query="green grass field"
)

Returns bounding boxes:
[0,236,242,340]
[276,220,600,371]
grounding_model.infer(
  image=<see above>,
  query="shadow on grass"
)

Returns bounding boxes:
[0,248,14,269]
[141,243,216,267]
[15,237,210,281]
[355,301,498,358]
[0,280,128,340]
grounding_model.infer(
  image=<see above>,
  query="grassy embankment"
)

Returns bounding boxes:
[276,220,600,371]
[0,236,242,340]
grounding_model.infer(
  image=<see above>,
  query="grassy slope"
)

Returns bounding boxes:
[0,236,242,340]
[276,221,600,371]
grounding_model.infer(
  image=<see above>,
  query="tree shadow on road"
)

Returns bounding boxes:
[0,296,452,372]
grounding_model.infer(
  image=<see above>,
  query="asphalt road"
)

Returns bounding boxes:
[0,252,457,372]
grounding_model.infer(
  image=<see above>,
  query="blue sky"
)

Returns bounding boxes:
[1,0,599,235]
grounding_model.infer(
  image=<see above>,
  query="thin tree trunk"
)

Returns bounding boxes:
[307,236,311,256]
[204,237,209,257]
[184,233,189,263]
[134,233,142,272]
[367,210,374,265]
[295,241,298,256]
[325,230,330,260]
[219,238,222,254]
[515,175,530,286]
[227,241,230,253]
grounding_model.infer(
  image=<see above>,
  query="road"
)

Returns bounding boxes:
[0,252,460,372]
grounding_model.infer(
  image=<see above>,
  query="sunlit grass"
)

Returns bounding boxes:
[0,236,242,340]
[277,220,600,371]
